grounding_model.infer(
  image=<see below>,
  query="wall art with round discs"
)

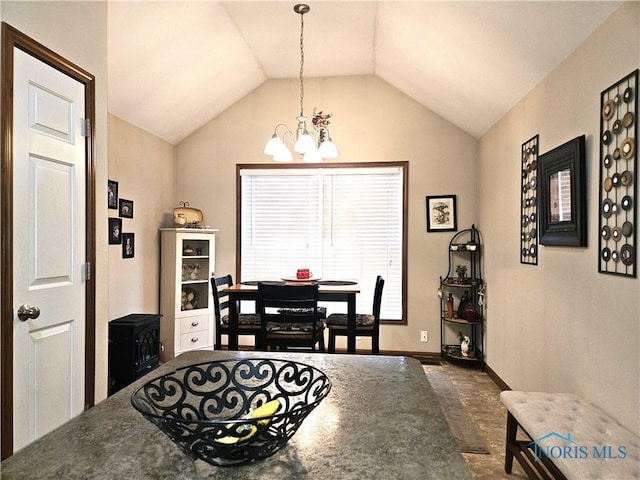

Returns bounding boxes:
[521,135,539,265]
[598,69,638,277]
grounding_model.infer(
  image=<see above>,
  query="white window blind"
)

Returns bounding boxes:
[240,165,404,320]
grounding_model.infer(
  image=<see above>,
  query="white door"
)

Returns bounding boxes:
[11,48,87,452]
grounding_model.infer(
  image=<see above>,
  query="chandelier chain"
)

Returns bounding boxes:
[264,4,338,162]
[299,10,305,118]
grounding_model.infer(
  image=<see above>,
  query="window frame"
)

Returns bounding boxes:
[235,161,408,325]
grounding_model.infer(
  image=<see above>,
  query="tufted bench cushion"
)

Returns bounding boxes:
[500,391,640,479]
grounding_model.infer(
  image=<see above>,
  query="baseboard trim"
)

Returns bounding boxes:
[483,362,511,391]
[381,349,440,357]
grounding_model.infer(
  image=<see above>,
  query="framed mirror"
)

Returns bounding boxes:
[538,135,587,247]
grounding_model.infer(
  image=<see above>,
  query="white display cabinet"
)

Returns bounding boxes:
[159,228,218,361]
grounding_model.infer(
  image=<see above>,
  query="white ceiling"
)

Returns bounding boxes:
[107,1,622,145]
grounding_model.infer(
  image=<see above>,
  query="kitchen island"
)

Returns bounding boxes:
[1,351,471,479]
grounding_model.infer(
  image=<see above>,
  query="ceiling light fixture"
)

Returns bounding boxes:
[264,4,338,163]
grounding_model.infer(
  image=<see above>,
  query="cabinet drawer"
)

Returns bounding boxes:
[180,315,209,334]
[180,331,209,350]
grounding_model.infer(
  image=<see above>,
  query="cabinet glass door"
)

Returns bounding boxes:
[180,239,210,311]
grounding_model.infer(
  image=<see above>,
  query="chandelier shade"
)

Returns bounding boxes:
[294,133,316,154]
[319,138,339,159]
[273,145,294,163]
[264,135,284,157]
[264,4,338,163]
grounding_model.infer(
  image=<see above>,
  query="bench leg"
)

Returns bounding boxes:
[505,412,518,474]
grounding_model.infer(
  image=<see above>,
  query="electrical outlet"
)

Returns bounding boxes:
[420,331,428,343]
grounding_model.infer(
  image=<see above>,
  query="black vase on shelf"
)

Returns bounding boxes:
[457,290,471,319]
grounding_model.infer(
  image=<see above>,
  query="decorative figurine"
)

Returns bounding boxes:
[458,331,471,357]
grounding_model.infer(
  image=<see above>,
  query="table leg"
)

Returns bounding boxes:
[347,293,356,353]
[228,295,239,351]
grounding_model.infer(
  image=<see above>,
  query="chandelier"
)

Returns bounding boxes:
[263,4,338,163]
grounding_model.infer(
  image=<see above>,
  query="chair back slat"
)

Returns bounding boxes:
[211,274,233,323]
[258,283,322,351]
[372,275,385,323]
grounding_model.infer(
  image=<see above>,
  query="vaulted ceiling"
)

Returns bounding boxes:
[107,1,621,145]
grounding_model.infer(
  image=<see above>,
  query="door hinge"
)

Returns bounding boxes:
[85,262,92,281]
[81,118,90,137]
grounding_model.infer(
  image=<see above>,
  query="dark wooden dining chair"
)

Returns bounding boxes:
[211,274,262,349]
[326,275,384,354]
[258,282,325,352]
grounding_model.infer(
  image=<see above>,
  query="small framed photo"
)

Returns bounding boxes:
[119,199,134,219]
[122,233,135,258]
[109,218,122,244]
[108,180,118,209]
[426,195,457,232]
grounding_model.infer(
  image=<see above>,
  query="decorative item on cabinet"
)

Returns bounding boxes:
[174,200,209,229]
[159,227,219,361]
[598,69,638,277]
[174,213,187,228]
[439,225,484,366]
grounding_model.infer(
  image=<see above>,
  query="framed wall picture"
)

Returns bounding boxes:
[109,218,122,244]
[108,180,118,209]
[538,135,587,247]
[119,198,134,218]
[122,233,135,258]
[426,195,457,232]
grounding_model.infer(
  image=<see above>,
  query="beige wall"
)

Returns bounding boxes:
[177,75,478,353]
[107,114,176,319]
[478,2,639,434]
[0,2,110,400]
[4,0,637,442]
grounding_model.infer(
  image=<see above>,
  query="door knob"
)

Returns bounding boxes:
[17,304,40,321]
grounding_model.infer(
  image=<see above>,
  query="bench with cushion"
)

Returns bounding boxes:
[500,391,640,480]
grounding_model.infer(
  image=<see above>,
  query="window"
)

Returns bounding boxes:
[238,162,407,322]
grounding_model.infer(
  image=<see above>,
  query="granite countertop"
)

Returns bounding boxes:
[0,351,471,479]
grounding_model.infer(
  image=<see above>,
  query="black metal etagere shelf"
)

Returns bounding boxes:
[439,225,484,366]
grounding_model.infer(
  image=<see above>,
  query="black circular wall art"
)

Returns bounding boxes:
[598,69,638,277]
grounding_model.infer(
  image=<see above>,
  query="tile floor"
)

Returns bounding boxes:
[423,361,529,480]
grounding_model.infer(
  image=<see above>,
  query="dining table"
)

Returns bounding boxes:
[224,280,360,353]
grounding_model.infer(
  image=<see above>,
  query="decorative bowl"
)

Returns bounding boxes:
[131,358,331,467]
